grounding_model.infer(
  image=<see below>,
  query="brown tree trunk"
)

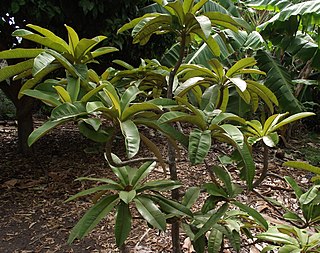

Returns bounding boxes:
[16,96,34,154]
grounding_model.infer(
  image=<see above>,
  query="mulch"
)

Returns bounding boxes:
[0,120,318,252]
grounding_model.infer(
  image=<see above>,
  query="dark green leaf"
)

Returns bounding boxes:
[68,195,119,244]
[115,201,132,247]
[134,196,166,231]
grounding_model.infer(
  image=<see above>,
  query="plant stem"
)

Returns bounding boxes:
[253,142,269,188]
[167,31,187,253]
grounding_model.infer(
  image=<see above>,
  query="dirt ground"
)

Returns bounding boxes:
[0,120,319,253]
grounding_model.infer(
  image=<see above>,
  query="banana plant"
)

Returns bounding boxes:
[66,158,192,249]
[175,57,278,113]
[183,165,268,253]
[244,111,315,187]
[0,24,118,95]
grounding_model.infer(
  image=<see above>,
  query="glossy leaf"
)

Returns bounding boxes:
[182,187,201,208]
[0,48,44,59]
[21,89,61,107]
[138,180,181,192]
[0,59,34,82]
[68,195,119,244]
[131,161,156,188]
[67,76,80,102]
[119,190,137,204]
[283,161,320,175]
[115,202,132,247]
[51,102,87,120]
[65,184,121,202]
[78,121,109,143]
[194,203,228,241]
[208,228,223,253]
[120,120,140,158]
[134,196,166,231]
[233,201,268,230]
[189,129,212,165]
[28,119,69,146]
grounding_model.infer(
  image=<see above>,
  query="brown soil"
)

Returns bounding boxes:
[0,120,318,253]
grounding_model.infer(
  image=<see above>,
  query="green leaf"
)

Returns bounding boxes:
[226,57,256,77]
[256,50,302,113]
[122,102,160,121]
[68,195,119,244]
[134,196,166,231]
[65,25,79,55]
[12,29,67,53]
[119,190,136,204]
[208,228,223,253]
[67,76,80,102]
[65,184,121,202]
[150,194,193,217]
[51,102,87,120]
[194,203,229,241]
[32,52,56,76]
[283,161,320,175]
[196,15,212,39]
[74,36,107,61]
[271,112,315,132]
[28,119,69,146]
[80,83,108,102]
[0,59,34,82]
[27,24,69,51]
[132,161,156,188]
[115,201,132,247]
[283,212,304,223]
[19,63,61,97]
[203,183,228,198]
[182,187,201,208]
[158,111,206,130]
[192,30,220,56]
[256,228,299,246]
[45,49,80,78]
[299,186,320,205]
[0,48,44,59]
[262,132,279,147]
[78,121,109,143]
[21,89,62,107]
[83,118,101,131]
[91,47,119,59]
[212,166,233,196]
[120,120,140,159]
[219,124,255,189]
[233,201,268,230]
[138,180,181,192]
[189,129,212,165]
[284,176,304,199]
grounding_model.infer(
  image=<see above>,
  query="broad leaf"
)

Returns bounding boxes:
[0,48,44,59]
[120,120,140,158]
[194,203,229,240]
[131,161,156,187]
[28,119,69,146]
[283,161,320,175]
[134,196,166,231]
[189,129,212,165]
[115,201,132,247]
[208,228,223,253]
[233,201,268,230]
[68,195,119,244]
[182,187,201,208]
[119,190,137,204]
[0,59,34,82]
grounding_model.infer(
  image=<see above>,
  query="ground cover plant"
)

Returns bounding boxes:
[1,0,320,252]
